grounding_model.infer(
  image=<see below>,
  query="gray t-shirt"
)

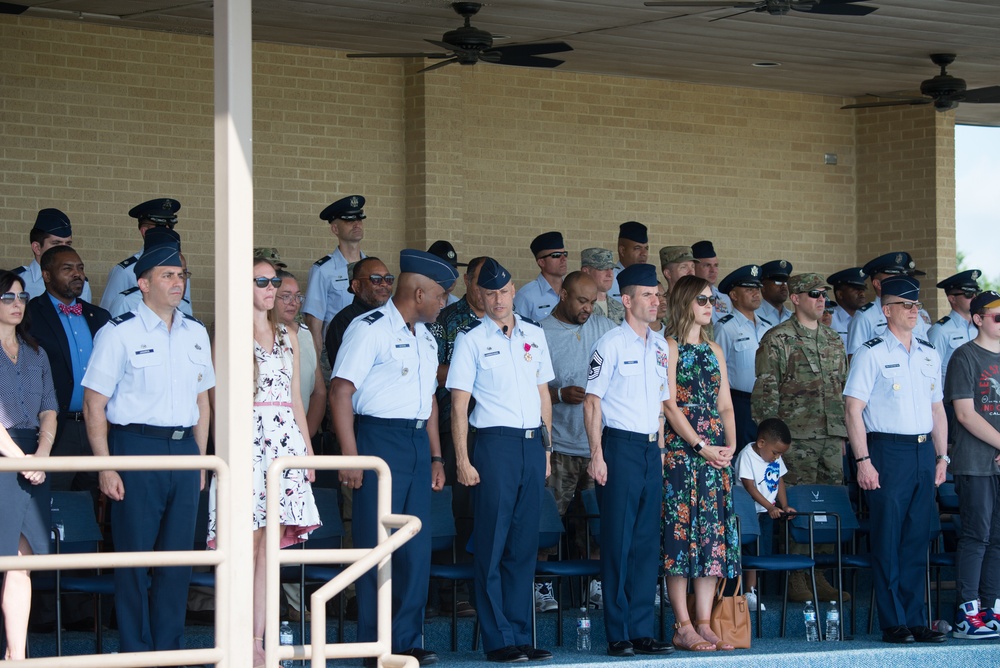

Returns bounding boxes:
[541,312,615,457]
[944,340,1000,476]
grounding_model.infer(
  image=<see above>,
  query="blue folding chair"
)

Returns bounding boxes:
[428,486,475,651]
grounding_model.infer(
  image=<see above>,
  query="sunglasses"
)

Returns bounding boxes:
[799,289,828,299]
[768,279,787,286]
[694,295,719,307]
[539,251,569,260]
[950,290,979,299]
[253,277,282,288]
[884,300,922,310]
[338,214,366,222]
[368,274,395,286]
[276,293,304,305]
[0,292,29,305]
[979,314,1000,324]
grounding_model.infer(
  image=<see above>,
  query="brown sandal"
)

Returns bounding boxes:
[696,620,734,651]
[672,620,716,652]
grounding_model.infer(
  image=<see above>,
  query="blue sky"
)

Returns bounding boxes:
[956,125,1000,280]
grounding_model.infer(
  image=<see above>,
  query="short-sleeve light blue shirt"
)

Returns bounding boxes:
[82,301,215,428]
[714,309,772,393]
[332,298,438,420]
[928,309,977,386]
[846,296,930,356]
[710,285,734,324]
[513,274,560,322]
[755,300,792,327]
[585,321,670,434]
[107,285,193,319]
[446,315,555,429]
[843,328,942,435]
[830,305,853,348]
[302,247,364,328]
[609,262,625,302]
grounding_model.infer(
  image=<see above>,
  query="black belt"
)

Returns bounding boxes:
[730,389,752,399]
[356,415,426,430]
[604,427,657,443]
[112,423,193,440]
[59,412,85,422]
[476,426,540,439]
[868,432,928,444]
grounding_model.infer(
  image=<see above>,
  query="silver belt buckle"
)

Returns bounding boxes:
[525,429,535,439]
[917,434,927,443]
[415,420,425,429]
[647,433,656,443]
[171,430,185,440]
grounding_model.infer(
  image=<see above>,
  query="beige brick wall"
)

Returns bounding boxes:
[0,15,956,320]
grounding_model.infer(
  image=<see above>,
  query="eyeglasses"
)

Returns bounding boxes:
[980,313,1000,324]
[694,295,718,307]
[276,293,304,305]
[768,279,787,286]
[949,290,979,299]
[799,289,828,299]
[540,251,569,260]
[884,300,922,310]
[0,292,29,305]
[368,274,395,286]
[253,277,282,288]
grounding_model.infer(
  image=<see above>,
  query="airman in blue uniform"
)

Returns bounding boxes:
[514,232,568,322]
[15,208,93,303]
[846,252,930,357]
[692,241,732,323]
[929,269,981,387]
[107,227,193,318]
[755,260,793,326]
[827,267,869,347]
[844,275,948,645]
[609,221,649,302]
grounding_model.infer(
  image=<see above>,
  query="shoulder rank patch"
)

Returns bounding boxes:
[588,349,604,381]
[121,286,140,296]
[859,302,875,312]
[717,314,734,325]
[182,312,204,326]
[117,256,138,269]
[12,266,27,276]
[863,337,882,349]
[916,337,934,349]
[457,320,482,335]
[936,315,951,325]
[313,254,333,267]
[519,316,540,327]
[362,311,384,325]
[758,316,773,327]
[110,312,137,326]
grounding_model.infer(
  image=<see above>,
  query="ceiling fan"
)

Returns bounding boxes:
[346,2,572,74]
[643,0,877,17]
[842,54,1000,112]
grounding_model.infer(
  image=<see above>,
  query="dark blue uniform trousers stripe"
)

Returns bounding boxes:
[597,431,661,643]
[353,423,431,651]
[109,430,200,653]
[472,431,544,653]
[866,435,935,630]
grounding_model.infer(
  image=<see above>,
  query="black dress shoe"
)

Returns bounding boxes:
[882,626,915,644]
[486,646,529,663]
[630,637,675,655]
[910,626,947,643]
[401,648,439,665]
[516,645,553,661]
[607,641,635,657]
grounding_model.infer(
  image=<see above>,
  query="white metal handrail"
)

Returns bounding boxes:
[0,455,230,668]
[265,455,422,668]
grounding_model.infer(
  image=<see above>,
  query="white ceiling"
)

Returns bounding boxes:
[11,0,1000,125]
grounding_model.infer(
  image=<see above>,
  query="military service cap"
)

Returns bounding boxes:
[862,251,925,277]
[129,198,180,226]
[618,221,648,244]
[827,267,867,288]
[32,208,73,238]
[659,246,695,267]
[936,269,981,293]
[530,231,565,257]
[320,195,366,222]
[617,263,658,289]
[400,248,458,290]
[760,259,793,281]
[477,258,512,291]
[254,247,287,269]
[788,273,830,294]
[581,248,614,270]
[718,264,763,294]
[428,240,467,268]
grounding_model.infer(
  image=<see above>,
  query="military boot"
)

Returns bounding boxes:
[787,571,814,602]
[816,571,851,602]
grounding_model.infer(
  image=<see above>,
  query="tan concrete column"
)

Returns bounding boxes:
[855,107,956,319]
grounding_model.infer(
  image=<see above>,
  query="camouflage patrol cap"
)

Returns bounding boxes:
[788,273,830,294]
[658,246,695,267]
[253,247,287,268]
[581,248,614,270]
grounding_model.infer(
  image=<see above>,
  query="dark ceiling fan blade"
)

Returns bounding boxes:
[792,2,877,15]
[960,85,1000,104]
[644,1,759,7]
[418,58,460,74]
[841,98,932,109]
[0,2,29,14]
[491,42,573,58]
[708,8,757,21]
[347,52,451,59]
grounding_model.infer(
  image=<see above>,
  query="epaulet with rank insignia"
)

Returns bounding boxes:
[117,256,138,270]
[120,286,140,296]
[859,302,875,312]
[717,314,734,325]
[917,337,934,349]
[299,322,310,332]
[313,254,333,267]
[863,337,882,349]
[936,315,951,325]
[758,316,773,327]
[519,316,540,327]
[458,320,483,335]
[362,311,384,325]
[110,312,136,326]
[12,266,26,276]
[182,312,204,325]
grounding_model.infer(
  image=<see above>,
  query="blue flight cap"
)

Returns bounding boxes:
[760,259,793,281]
[936,269,981,292]
[129,198,180,226]
[828,267,867,288]
[134,243,182,277]
[618,221,647,244]
[617,263,658,289]
[143,226,181,250]
[880,275,920,301]
[320,195,366,222]
[400,248,458,290]
[691,240,717,260]
[718,264,763,294]
[477,258,512,291]
[32,208,73,238]
[530,231,565,257]
[862,251,924,277]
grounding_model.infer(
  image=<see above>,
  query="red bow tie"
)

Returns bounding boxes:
[58,302,83,316]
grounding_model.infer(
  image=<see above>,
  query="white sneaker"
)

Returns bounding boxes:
[534,581,558,613]
[588,579,603,609]
[746,587,766,612]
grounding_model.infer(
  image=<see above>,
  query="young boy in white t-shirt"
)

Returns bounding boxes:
[734,417,796,612]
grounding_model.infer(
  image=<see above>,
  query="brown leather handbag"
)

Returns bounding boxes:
[687,575,752,649]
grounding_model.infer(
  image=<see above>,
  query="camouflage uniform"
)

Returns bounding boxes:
[751,317,848,486]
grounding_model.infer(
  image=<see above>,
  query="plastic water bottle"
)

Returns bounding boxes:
[279,620,294,667]
[825,600,840,641]
[803,600,819,642]
[576,607,591,651]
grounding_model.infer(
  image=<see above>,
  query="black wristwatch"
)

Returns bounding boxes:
[431,456,445,465]
[855,455,871,464]
[692,440,705,453]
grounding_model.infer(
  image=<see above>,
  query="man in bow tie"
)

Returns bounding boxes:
[27,245,111,494]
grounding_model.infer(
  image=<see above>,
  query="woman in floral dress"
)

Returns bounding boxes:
[661,275,741,652]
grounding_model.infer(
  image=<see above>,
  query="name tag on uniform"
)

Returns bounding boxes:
[884,363,900,369]
[135,349,155,355]
[394,343,411,349]
[624,360,638,365]
[484,350,500,358]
